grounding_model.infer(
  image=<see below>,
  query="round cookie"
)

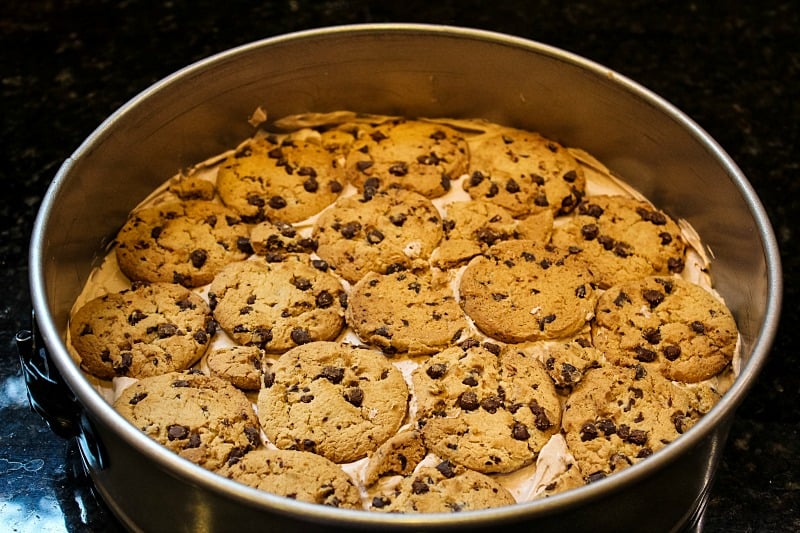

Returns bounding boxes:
[257,341,409,464]
[370,461,516,513]
[347,270,469,356]
[216,136,345,223]
[459,240,597,343]
[592,276,738,383]
[462,126,586,217]
[313,187,443,283]
[113,370,261,471]
[115,200,252,288]
[208,256,347,354]
[363,429,427,486]
[345,119,469,198]
[206,345,265,391]
[69,282,215,379]
[412,342,562,474]
[551,195,687,289]
[562,364,710,482]
[218,448,362,509]
[432,200,554,270]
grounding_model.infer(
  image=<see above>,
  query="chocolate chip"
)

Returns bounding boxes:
[150,226,162,239]
[613,291,631,307]
[506,179,520,193]
[374,326,392,339]
[389,213,407,227]
[597,418,616,435]
[190,249,207,268]
[300,394,314,403]
[236,237,254,254]
[385,262,406,274]
[426,363,447,379]
[167,424,189,441]
[113,352,132,375]
[642,327,662,344]
[268,196,287,209]
[263,370,275,388]
[319,366,345,384]
[388,162,408,176]
[587,471,607,483]
[575,284,587,299]
[529,401,553,431]
[340,221,361,239]
[482,342,501,355]
[343,386,364,407]
[315,290,334,308]
[581,201,605,218]
[290,328,312,345]
[480,395,503,414]
[469,171,484,186]
[581,223,599,240]
[668,257,685,273]
[411,479,429,495]
[561,363,581,383]
[292,277,312,291]
[366,229,384,244]
[642,289,665,308]
[302,177,319,192]
[252,327,273,347]
[534,193,549,207]
[372,496,390,509]
[458,391,479,411]
[436,460,457,478]
[356,160,373,172]
[580,422,598,441]
[312,259,329,271]
[129,392,148,405]
[247,194,265,207]
[634,345,658,362]
[329,181,343,193]
[128,310,148,325]
[486,182,499,198]
[157,323,178,338]
[193,330,208,345]
[512,422,531,441]
[458,338,480,351]
[462,375,478,387]
[563,170,578,182]
[663,345,682,361]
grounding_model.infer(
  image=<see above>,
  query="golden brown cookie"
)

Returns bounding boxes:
[347,270,468,355]
[206,345,264,391]
[208,257,347,354]
[257,342,409,464]
[69,282,216,379]
[432,200,554,269]
[370,461,516,513]
[114,370,260,471]
[551,195,687,289]
[345,119,469,198]
[115,200,252,288]
[459,240,597,343]
[313,187,443,283]
[562,364,710,483]
[592,276,738,383]
[216,136,345,223]
[463,126,585,217]
[412,342,561,474]
[218,448,362,509]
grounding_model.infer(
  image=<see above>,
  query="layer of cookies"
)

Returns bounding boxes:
[67,112,739,512]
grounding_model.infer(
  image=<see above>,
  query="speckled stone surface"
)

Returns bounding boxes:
[1,1,797,531]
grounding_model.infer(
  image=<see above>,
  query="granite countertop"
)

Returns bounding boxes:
[1,1,797,531]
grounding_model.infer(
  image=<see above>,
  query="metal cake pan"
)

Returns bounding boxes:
[24,23,781,532]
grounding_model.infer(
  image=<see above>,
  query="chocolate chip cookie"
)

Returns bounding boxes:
[217,136,345,223]
[313,187,443,283]
[257,341,409,464]
[551,195,687,289]
[370,461,516,513]
[345,119,469,198]
[562,364,710,482]
[459,240,597,343]
[592,276,738,383]
[115,200,252,288]
[114,370,260,471]
[347,270,468,355]
[69,282,215,379]
[218,448,362,508]
[208,256,347,354]
[412,342,561,474]
[463,126,586,217]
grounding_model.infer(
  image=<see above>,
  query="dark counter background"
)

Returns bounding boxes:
[1,1,797,531]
